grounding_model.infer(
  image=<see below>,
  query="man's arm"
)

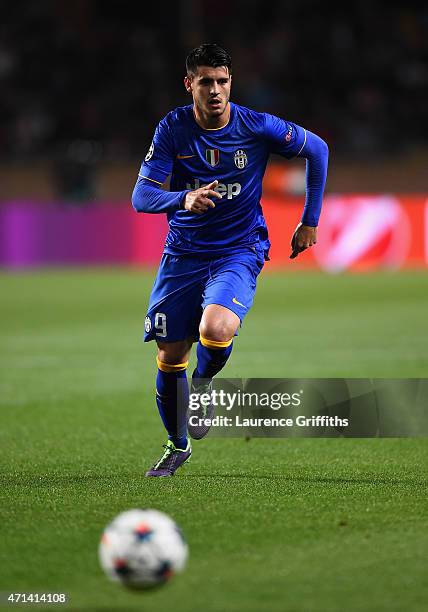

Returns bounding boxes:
[132,115,185,214]
[132,176,221,215]
[264,114,329,258]
[132,114,222,215]
[132,176,188,214]
[291,130,329,258]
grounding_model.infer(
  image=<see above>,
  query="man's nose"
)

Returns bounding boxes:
[210,82,220,95]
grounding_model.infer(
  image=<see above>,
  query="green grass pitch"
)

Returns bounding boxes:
[1,268,427,611]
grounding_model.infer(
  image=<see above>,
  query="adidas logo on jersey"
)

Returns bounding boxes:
[186,178,241,200]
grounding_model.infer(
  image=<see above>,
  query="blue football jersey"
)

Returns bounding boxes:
[139,102,307,259]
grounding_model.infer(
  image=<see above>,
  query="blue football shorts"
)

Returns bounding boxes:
[144,246,265,343]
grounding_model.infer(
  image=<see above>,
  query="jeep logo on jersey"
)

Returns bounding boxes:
[234,149,248,169]
[206,149,220,167]
[145,142,154,162]
[186,178,241,200]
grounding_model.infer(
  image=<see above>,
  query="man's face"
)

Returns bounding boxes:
[184,66,232,119]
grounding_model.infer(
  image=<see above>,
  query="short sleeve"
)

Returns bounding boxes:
[139,116,175,185]
[264,113,306,159]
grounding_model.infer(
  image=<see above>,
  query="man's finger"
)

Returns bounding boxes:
[205,180,219,190]
[191,203,212,214]
[289,245,308,259]
[291,232,297,249]
[196,203,211,214]
[204,189,222,199]
[200,197,216,208]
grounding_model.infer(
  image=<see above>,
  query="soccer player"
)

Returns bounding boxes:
[132,43,328,477]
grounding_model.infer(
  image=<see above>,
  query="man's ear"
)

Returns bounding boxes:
[184,75,192,93]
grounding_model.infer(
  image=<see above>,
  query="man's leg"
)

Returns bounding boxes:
[156,338,193,449]
[194,304,239,379]
[187,305,240,440]
[146,338,193,477]
[143,253,210,475]
[188,248,264,439]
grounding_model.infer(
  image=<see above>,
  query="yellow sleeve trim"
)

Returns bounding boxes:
[138,174,163,186]
[156,357,189,373]
[200,336,233,349]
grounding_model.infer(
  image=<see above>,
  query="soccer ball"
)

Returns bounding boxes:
[98,508,188,589]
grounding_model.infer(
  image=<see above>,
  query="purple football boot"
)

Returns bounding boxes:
[187,377,214,440]
[145,440,191,477]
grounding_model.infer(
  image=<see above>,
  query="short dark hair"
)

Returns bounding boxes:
[186,43,232,75]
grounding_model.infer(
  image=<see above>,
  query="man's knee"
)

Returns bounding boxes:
[156,339,192,371]
[199,323,233,344]
[199,314,238,344]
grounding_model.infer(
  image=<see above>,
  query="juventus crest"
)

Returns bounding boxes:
[234,149,248,169]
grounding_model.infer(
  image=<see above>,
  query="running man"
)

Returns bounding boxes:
[132,43,329,477]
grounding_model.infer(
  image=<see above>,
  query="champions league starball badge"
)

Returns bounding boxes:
[145,142,154,161]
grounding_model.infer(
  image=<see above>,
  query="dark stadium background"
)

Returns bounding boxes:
[1,2,427,612]
[1,1,427,188]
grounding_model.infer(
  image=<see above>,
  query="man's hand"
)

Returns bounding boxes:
[290,223,317,259]
[183,180,222,214]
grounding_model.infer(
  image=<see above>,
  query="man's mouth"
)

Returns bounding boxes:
[208,99,222,108]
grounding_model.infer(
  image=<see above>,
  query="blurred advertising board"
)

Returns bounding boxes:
[0,195,427,270]
[265,195,427,270]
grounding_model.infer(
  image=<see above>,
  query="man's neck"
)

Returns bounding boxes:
[193,103,231,130]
